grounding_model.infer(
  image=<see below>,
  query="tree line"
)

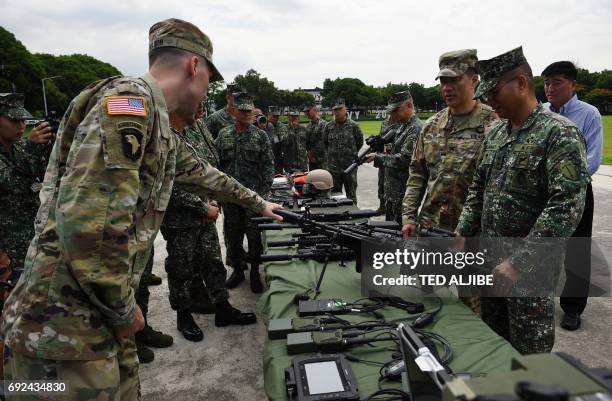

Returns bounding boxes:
[2,25,610,118]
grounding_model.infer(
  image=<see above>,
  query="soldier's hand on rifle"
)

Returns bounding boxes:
[365,153,376,163]
[402,223,418,238]
[204,205,220,223]
[29,121,55,145]
[113,305,145,341]
[262,201,283,221]
[492,259,520,296]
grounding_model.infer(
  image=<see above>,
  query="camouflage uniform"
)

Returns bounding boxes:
[216,121,274,268]
[160,120,229,310]
[0,139,49,271]
[374,115,422,225]
[204,106,233,139]
[268,110,286,174]
[1,19,264,400]
[323,113,364,202]
[305,116,328,170]
[281,117,308,172]
[377,117,396,210]
[402,103,497,231]
[456,47,589,354]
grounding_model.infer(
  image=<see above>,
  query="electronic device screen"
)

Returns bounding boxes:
[304,361,345,394]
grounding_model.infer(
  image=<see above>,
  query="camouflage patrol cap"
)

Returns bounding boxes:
[288,109,300,117]
[0,93,33,120]
[332,98,346,110]
[149,18,223,83]
[436,49,478,79]
[302,102,316,112]
[268,106,282,116]
[307,169,333,190]
[233,92,255,112]
[386,90,412,112]
[226,82,241,94]
[474,46,529,100]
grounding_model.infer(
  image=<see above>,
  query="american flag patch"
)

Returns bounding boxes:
[106,96,147,117]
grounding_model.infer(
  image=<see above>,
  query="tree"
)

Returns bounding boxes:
[233,69,280,111]
[595,70,612,91]
[584,88,612,114]
[321,77,381,108]
[278,89,314,109]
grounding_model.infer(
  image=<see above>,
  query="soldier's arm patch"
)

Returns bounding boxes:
[106,96,147,117]
[559,161,578,181]
[118,122,144,161]
[101,119,147,169]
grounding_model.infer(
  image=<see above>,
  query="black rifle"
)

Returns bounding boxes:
[259,245,355,263]
[252,209,379,224]
[343,126,399,175]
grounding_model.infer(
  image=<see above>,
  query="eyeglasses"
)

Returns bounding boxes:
[481,76,518,103]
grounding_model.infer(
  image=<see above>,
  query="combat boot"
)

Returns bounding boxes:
[226,267,245,289]
[215,301,257,327]
[250,267,264,294]
[147,273,162,286]
[177,310,204,342]
[136,342,155,364]
[135,325,174,348]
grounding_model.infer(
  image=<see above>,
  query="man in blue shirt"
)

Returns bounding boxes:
[542,61,604,331]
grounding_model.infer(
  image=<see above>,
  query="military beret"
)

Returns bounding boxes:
[149,18,223,83]
[386,90,412,112]
[436,49,478,80]
[474,46,529,100]
[331,98,346,110]
[233,92,255,112]
[0,93,33,120]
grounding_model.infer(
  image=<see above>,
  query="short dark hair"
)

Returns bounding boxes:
[541,61,578,80]
[149,47,206,69]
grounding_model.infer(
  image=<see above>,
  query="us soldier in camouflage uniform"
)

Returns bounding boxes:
[304,103,327,170]
[322,99,364,203]
[366,91,422,225]
[0,94,54,277]
[281,109,308,172]
[0,19,281,400]
[216,92,275,293]
[267,106,285,173]
[402,50,498,315]
[456,47,588,354]
[203,82,237,139]
[161,103,257,343]
[402,49,498,235]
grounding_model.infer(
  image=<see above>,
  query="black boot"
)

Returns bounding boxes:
[136,342,155,363]
[177,310,204,342]
[250,266,264,294]
[215,301,257,327]
[135,325,174,348]
[226,267,245,289]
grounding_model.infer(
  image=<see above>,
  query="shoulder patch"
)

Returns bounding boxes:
[560,161,578,181]
[106,96,147,117]
[118,121,144,160]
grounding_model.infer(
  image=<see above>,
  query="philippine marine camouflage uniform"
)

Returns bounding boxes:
[376,116,396,211]
[281,112,308,172]
[1,19,267,400]
[305,110,328,170]
[456,47,589,354]
[161,120,229,310]
[0,101,50,273]
[374,115,422,225]
[323,103,364,202]
[204,106,233,139]
[216,118,275,268]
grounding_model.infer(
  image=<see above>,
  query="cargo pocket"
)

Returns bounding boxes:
[505,152,543,196]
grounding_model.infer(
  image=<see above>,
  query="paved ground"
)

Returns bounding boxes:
[140,163,612,401]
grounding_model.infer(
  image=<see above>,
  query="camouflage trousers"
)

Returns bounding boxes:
[3,338,139,401]
[481,296,554,354]
[161,223,229,310]
[135,251,154,319]
[330,170,358,203]
[221,204,262,268]
[378,167,385,202]
[384,199,402,226]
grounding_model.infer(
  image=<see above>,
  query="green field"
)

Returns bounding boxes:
[359,115,612,166]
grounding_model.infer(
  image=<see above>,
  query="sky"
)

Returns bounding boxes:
[2,0,611,90]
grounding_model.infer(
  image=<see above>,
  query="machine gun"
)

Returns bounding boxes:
[343,125,399,175]
[252,209,380,225]
[259,244,355,263]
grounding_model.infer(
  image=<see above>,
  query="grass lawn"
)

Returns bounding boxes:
[603,115,612,165]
